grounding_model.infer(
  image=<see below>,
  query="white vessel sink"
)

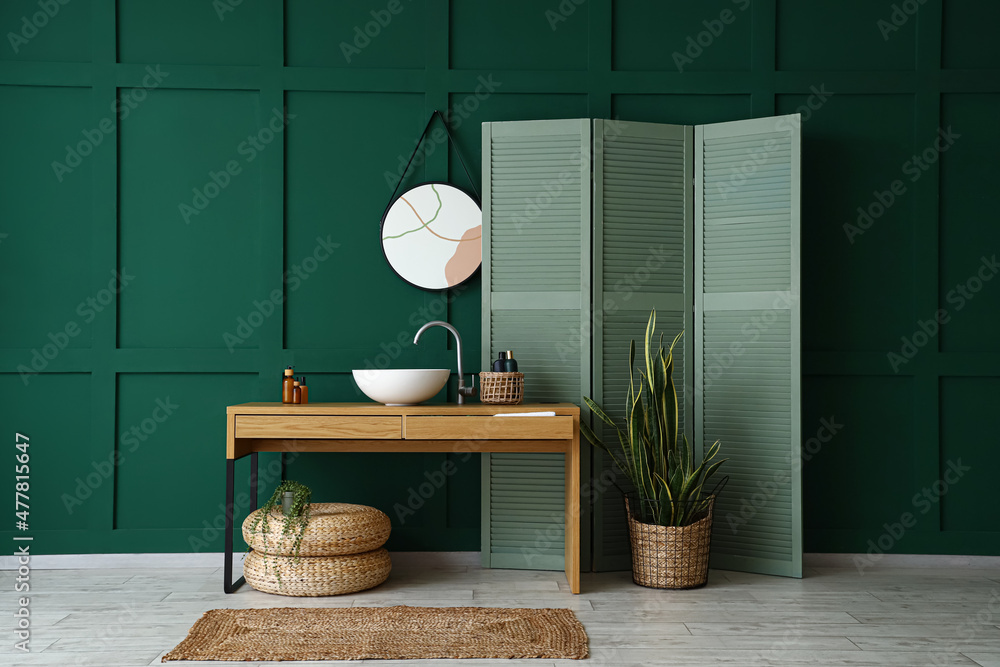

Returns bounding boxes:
[352,369,450,406]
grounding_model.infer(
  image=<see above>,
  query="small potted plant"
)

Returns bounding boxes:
[244,480,312,586]
[582,310,726,589]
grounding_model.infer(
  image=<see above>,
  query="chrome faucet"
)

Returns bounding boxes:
[413,321,477,404]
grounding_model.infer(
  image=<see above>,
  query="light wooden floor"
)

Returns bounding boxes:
[4,553,1000,666]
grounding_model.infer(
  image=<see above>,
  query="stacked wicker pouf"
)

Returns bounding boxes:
[242,503,391,597]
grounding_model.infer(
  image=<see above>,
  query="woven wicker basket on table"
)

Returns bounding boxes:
[625,495,715,590]
[479,372,524,405]
[241,502,391,596]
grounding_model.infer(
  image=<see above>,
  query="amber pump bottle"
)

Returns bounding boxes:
[282,366,295,403]
[299,376,309,404]
[292,379,301,404]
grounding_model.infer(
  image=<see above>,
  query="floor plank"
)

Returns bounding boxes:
[1,557,998,666]
[687,622,1000,638]
[589,647,979,665]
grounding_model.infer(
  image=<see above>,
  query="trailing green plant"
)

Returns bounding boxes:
[581,310,726,527]
[245,480,312,586]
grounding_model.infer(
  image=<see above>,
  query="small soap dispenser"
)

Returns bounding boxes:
[503,350,518,372]
[492,351,507,372]
[292,379,301,404]
[299,376,309,404]
[282,366,295,403]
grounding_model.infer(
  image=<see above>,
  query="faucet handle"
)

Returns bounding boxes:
[460,373,478,396]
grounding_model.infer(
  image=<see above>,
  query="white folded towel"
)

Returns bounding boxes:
[493,411,556,417]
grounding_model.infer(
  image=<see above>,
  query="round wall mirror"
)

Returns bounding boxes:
[380,182,482,291]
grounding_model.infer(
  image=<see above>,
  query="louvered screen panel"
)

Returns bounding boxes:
[490,135,584,292]
[602,131,686,291]
[489,453,566,570]
[599,312,687,436]
[695,116,802,578]
[592,120,693,571]
[703,131,792,293]
[481,120,591,571]
[703,310,792,562]
[596,311,686,567]
[491,311,582,403]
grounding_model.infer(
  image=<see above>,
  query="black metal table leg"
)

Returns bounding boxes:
[250,452,258,507]
[224,453,259,593]
[224,458,245,593]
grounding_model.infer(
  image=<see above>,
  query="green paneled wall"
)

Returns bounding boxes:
[1,0,998,558]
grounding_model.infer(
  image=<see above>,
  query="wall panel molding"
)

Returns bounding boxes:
[0,0,996,557]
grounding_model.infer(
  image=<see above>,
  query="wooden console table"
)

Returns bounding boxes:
[225,402,581,594]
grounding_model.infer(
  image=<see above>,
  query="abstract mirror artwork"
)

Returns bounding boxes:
[380,182,482,290]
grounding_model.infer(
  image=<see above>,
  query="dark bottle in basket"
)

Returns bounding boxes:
[503,350,518,372]
[492,351,507,372]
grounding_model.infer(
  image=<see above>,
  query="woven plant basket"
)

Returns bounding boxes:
[242,503,390,557]
[479,372,524,405]
[625,495,715,590]
[244,548,391,597]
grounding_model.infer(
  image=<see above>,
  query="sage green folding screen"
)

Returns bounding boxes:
[591,120,694,571]
[481,115,801,578]
[480,119,592,570]
[695,116,802,577]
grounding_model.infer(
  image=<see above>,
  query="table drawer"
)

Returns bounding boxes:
[405,415,573,440]
[235,416,401,439]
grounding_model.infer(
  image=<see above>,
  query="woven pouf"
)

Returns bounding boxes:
[243,548,392,597]
[242,503,392,596]
[242,503,391,557]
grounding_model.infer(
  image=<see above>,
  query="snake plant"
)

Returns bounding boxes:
[582,310,726,527]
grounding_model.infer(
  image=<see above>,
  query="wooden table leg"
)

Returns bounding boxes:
[564,429,581,594]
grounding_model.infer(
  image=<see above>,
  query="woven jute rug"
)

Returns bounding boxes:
[163,605,589,661]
